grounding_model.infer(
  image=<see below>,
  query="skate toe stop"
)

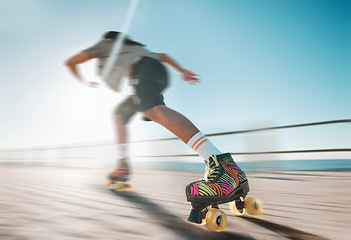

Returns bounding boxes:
[188,209,203,224]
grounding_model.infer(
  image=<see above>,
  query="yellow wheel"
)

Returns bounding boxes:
[244,197,263,215]
[205,208,227,232]
[201,210,207,225]
[123,182,133,191]
[115,182,125,191]
[115,182,133,191]
[229,201,245,216]
[201,218,207,225]
[105,181,116,189]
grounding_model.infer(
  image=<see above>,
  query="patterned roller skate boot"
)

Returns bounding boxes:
[105,158,133,191]
[185,153,256,232]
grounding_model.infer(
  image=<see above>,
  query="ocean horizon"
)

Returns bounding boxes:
[1,159,351,172]
[141,159,351,172]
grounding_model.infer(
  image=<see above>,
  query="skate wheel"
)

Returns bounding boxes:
[229,201,245,216]
[105,181,116,189]
[123,182,133,191]
[115,182,125,191]
[205,208,227,232]
[115,182,133,191]
[244,197,263,215]
[201,218,207,225]
[201,210,207,225]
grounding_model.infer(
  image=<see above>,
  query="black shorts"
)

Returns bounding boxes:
[114,57,169,124]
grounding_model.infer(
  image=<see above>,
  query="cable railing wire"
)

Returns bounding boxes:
[1,119,350,154]
[133,119,351,142]
[132,148,351,158]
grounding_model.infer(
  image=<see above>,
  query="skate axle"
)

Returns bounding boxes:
[216,216,223,225]
[236,199,245,211]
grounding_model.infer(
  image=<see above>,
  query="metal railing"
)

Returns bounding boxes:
[0,119,350,169]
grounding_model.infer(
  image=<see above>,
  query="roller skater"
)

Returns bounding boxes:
[64,31,262,231]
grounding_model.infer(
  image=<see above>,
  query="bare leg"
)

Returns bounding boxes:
[109,114,130,180]
[113,114,128,144]
[144,105,199,143]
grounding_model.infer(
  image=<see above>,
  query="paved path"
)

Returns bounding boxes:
[0,166,350,240]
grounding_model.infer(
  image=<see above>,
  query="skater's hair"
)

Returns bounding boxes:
[103,31,145,46]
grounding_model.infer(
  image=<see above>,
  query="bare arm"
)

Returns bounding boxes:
[64,52,99,87]
[156,53,200,84]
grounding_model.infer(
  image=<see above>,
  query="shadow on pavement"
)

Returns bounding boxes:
[241,216,328,240]
[104,188,255,240]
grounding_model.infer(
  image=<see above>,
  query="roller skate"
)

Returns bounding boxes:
[186,153,262,232]
[105,158,133,191]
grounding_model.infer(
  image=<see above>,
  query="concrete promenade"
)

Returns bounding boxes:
[0,166,350,240]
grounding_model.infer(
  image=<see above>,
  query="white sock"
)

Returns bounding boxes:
[118,144,128,159]
[187,132,221,160]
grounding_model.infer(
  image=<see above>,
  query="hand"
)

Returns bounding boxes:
[181,69,200,84]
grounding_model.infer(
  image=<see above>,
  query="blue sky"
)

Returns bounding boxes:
[0,0,350,159]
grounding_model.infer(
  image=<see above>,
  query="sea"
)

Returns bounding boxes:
[141,159,351,172]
